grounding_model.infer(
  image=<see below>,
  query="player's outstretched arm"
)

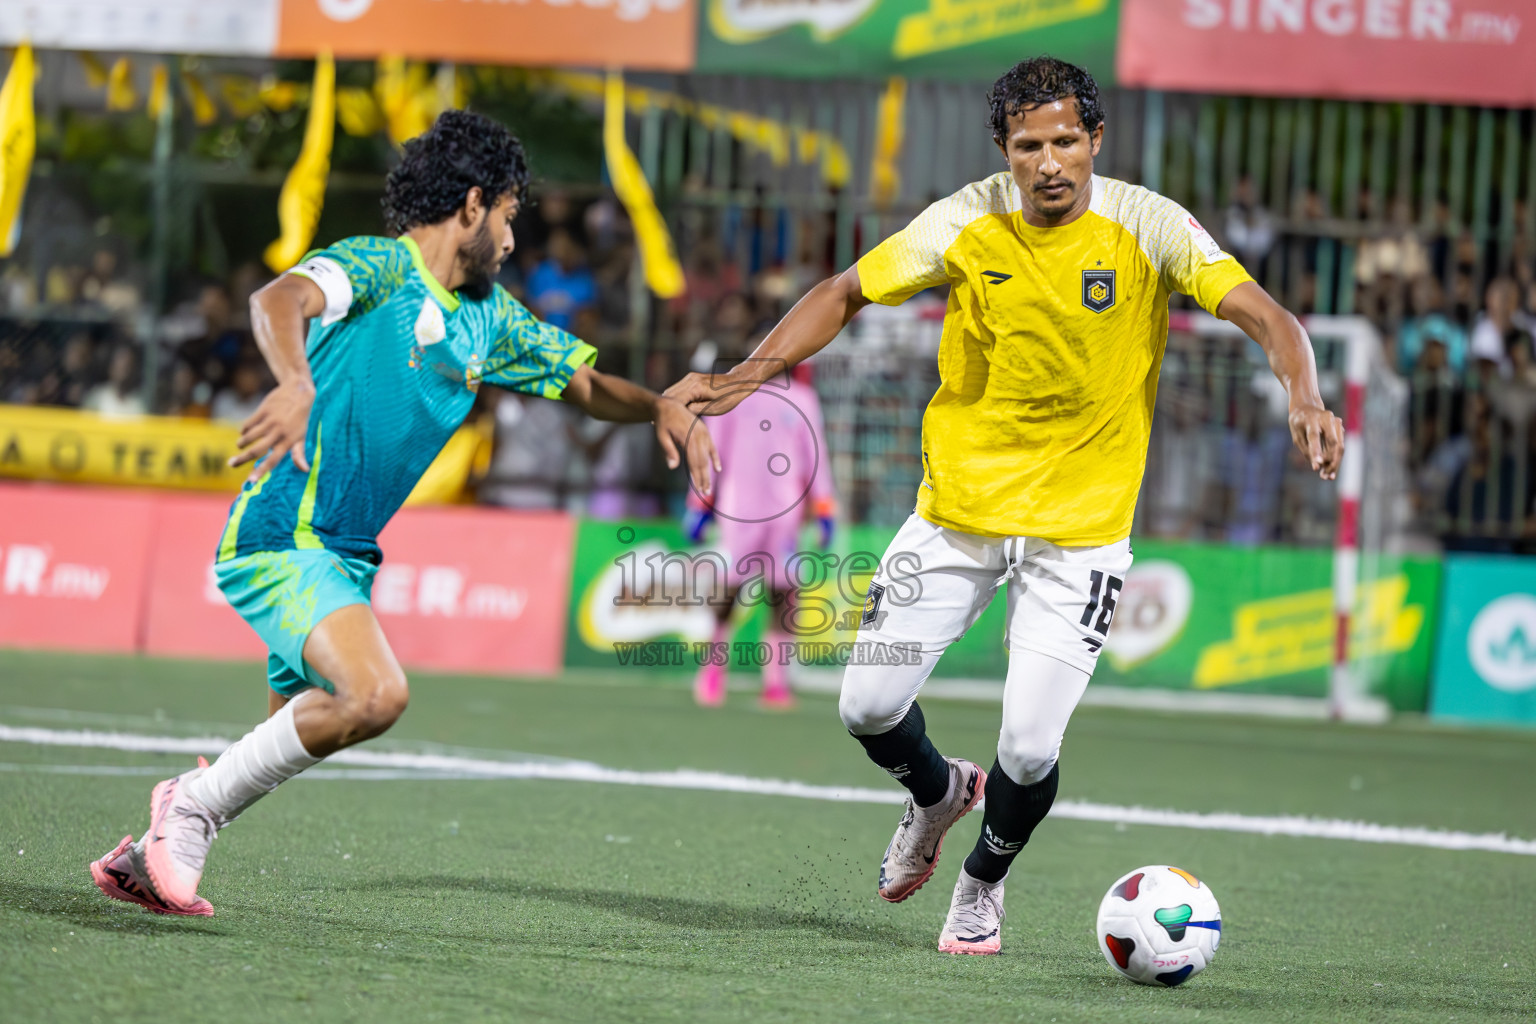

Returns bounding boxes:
[664,265,871,417]
[1217,281,1344,481]
[231,274,328,479]
[560,364,721,497]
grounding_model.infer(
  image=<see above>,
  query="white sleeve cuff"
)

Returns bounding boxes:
[287,256,353,326]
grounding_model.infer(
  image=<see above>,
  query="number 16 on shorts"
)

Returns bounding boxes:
[1079,569,1123,638]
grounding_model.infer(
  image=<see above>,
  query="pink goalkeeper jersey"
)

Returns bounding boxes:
[693,374,836,586]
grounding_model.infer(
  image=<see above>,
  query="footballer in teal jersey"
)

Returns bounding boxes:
[217,234,596,567]
[211,232,600,699]
[87,110,718,917]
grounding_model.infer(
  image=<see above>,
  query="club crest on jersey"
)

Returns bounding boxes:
[1082,269,1116,313]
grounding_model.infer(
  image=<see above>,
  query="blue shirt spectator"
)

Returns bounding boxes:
[1398,275,1469,374]
[525,229,597,332]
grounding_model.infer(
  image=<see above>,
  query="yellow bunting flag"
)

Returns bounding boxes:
[870,77,907,207]
[258,74,304,112]
[374,55,433,147]
[540,70,848,192]
[796,130,820,166]
[0,44,36,257]
[106,57,137,111]
[756,119,789,167]
[218,75,263,119]
[264,52,334,273]
[820,136,851,190]
[78,52,109,90]
[602,70,683,300]
[336,86,384,137]
[726,112,789,167]
[182,71,217,126]
[147,64,170,121]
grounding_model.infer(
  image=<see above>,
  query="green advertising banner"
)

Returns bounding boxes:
[565,521,1439,711]
[1429,555,1536,728]
[695,0,1120,81]
[934,544,1439,711]
[985,541,1440,712]
[564,518,893,673]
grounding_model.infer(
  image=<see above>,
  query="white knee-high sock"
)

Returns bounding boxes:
[184,693,322,823]
[998,649,1091,783]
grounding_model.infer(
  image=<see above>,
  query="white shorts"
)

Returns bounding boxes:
[858,513,1134,675]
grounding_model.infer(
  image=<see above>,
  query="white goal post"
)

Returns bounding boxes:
[1174,313,1407,723]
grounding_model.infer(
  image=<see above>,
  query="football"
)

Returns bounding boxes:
[1096,865,1222,986]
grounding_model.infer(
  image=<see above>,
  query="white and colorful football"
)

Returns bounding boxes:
[1096,865,1222,986]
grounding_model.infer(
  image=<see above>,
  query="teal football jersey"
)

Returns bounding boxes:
[216,235,597,564]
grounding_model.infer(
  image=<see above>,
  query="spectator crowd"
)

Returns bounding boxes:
[0,186,840,525]
[1203,176,1536,552]
[2,179,1534,549]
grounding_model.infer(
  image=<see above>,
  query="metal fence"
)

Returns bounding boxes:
[811,314,1438,553]
[813,312,942,527]
[4,59,1535,548]
[645,79,1536,332]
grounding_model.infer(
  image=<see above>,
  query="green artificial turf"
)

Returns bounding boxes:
[0,650,1532,1023]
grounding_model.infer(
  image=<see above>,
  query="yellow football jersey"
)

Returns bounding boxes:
[856,173,1253,545]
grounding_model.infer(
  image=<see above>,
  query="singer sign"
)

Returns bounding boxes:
[1118,0,1535,106]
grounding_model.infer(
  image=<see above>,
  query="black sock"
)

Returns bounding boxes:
[963,760,1059,884]
[852,703,949,808]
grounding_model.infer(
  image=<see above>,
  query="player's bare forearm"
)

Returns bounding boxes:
[249,275,323,389]
[1217,281,1344,480]
[664,266,871,416]
[560,365,662,424]
[231,275,326,476]
[1218,283,1321,405]
[561,365,721,495]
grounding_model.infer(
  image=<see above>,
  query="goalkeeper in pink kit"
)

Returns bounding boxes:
[685,361,836,708]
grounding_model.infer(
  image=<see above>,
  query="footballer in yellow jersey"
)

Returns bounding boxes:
[857,170,1252,545]
[665,58,1343,957]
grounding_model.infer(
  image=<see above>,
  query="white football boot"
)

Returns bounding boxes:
[937,867,1005,955]
[876,757,986,903]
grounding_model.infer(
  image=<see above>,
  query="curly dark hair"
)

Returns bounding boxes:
[382,110,530,234]
[987,57,1105,146]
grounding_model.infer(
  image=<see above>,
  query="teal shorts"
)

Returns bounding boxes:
[215,549,378,698]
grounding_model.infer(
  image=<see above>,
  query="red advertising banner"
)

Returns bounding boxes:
[1118,0,1536,106]
[372,507,574,677]
[143,494,575,678]
[142,494,267,663]
[0,484,156,652]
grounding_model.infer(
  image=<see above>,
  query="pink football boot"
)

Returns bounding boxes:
[758,656,795,710]
[140,767,220,913]
[693,661,726,707]
[90,835,214,917]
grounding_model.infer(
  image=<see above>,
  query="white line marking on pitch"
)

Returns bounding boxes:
[3,723,1534,857]
[0,763,520,781]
